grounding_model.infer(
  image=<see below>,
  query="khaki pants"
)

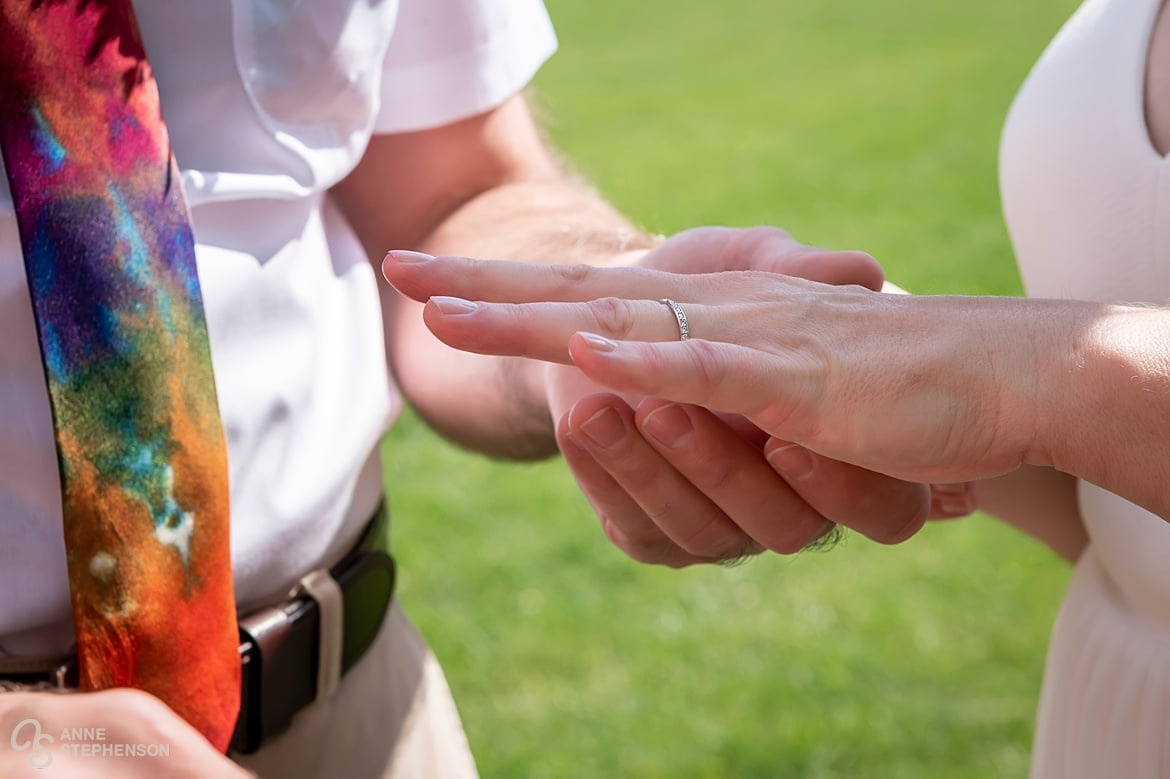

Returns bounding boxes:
[233,602,478,779]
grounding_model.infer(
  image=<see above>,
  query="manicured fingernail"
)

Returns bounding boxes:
[387,250,434,263]
[767,444,815,482]
[640,404,694,449]
[577,332,618,352]
[430,296,477,315]
[579,407,627,449]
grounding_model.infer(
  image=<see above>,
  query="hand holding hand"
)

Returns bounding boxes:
[387,253,1036,484]
[385,229,975,565]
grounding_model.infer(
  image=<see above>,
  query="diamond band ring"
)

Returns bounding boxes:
[660,298,690,341]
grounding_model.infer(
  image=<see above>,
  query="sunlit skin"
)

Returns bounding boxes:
[382,251,1170,534]
[383,242,1003,555]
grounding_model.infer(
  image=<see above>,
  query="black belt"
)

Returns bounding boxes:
[232,500,396,753]
[0,502,396,756]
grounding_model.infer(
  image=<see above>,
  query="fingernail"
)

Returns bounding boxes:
[577,332,618,352]
[640,404,694,449]
[387,250,434,263]
[933,483,977,515]
[767,444,815,482]
[579,407,627,449]
[939,497,976,516]
[430,296,477,315]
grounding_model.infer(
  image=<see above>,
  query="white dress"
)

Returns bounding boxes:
[999,0,1170,774]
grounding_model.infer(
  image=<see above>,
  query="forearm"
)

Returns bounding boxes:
[885,280,1089,561]
[419,178,655,265]
[388,180,655,459]
[1022,303,1170,520]
[330,95,659,458]
[974,466,1086,563]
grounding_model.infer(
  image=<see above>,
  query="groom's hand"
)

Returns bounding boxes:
[544,227,929,564]
[385,227,939,565]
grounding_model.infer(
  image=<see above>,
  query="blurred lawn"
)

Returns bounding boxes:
[383,1,1082,776]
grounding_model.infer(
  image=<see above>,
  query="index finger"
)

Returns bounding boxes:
[383,251,705,306]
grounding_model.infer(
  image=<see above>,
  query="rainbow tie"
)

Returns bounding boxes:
[0,0,240,751]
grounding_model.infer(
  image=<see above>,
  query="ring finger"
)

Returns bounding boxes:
[423,295,717,365]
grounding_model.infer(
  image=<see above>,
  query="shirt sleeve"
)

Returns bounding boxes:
[374,0,558,134]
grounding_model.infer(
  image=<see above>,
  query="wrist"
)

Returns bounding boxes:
[935,297,1054,473]
[494,356,558,460]
[1029,303,1170,476]
[1014,299,1103,468]
[941,297,1094,474]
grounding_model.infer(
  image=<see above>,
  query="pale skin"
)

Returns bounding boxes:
[330,94,957,564]
[5,93,945,765]
[380,253,1170,564]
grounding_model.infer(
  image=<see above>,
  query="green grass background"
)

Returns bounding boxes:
[383,1,1083,776]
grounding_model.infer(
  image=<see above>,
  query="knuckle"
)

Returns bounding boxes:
[738,269,782,286]
[742,226,797,261]
[465,257,494,290]
[750,225,795,245]
[103,687,155,710]
[755,338,830,441]
[626,345,673,398]
[552,263,596,292]
[100,689,175,737]
[734,224,809,276]
[685,339,731,391]
[505,304,543,356]
[585,296,639,339]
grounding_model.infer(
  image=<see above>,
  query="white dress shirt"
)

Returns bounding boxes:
[0,0,557,655]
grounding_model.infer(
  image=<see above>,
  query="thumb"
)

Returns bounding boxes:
[767,247,885,291]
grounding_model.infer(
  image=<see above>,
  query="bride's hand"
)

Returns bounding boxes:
[384,247,987,558]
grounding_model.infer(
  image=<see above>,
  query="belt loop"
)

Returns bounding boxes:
[295,570,343,702]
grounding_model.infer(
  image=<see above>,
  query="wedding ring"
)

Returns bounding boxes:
[660,298,690,341]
